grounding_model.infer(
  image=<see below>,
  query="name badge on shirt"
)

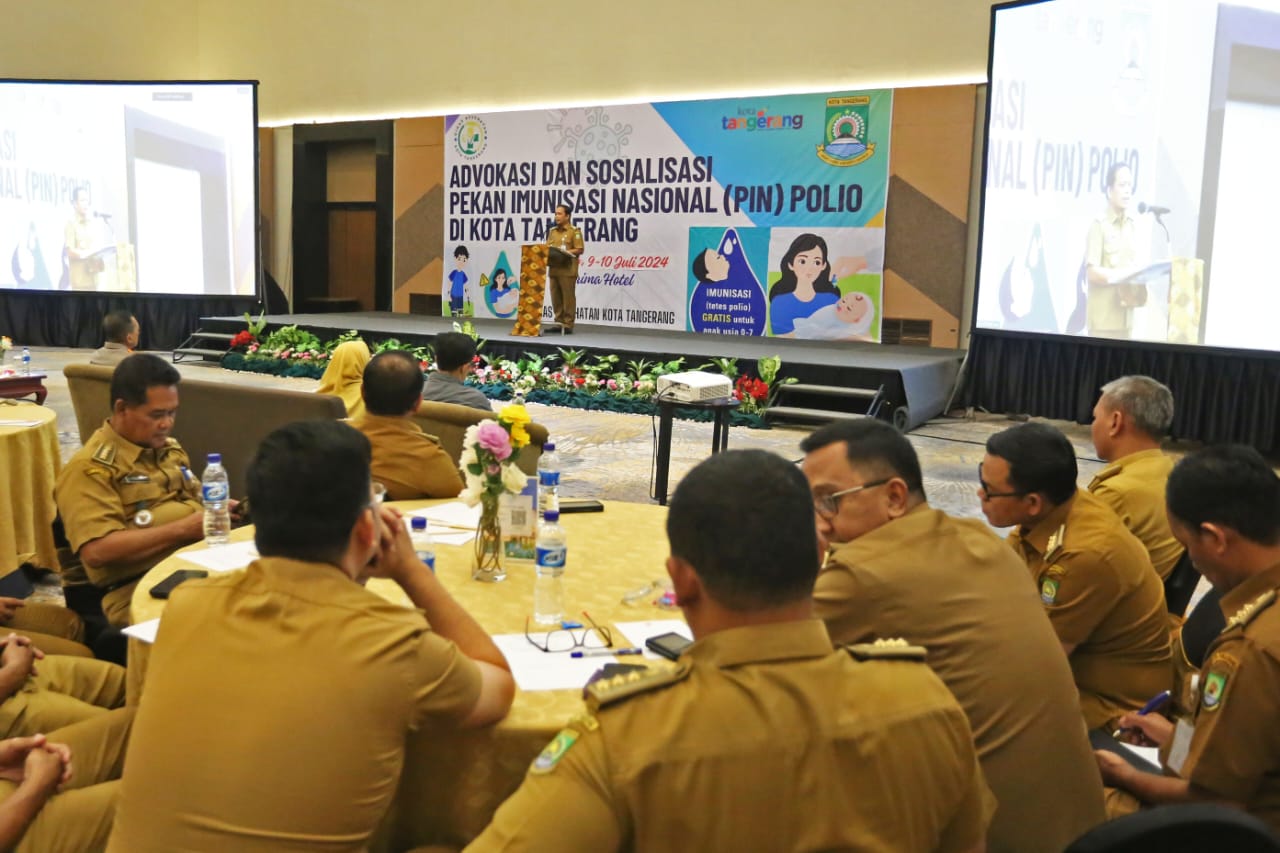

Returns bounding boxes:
[123,473,151,483]
[1166,718,1195,776]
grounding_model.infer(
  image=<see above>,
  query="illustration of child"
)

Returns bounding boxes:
[791,291,876,341]
[447,245,469,316]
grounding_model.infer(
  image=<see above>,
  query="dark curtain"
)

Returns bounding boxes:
[962,332,1280,451]
[0,292,260,351]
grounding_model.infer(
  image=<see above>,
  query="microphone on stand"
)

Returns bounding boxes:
[1137,202,1171,216]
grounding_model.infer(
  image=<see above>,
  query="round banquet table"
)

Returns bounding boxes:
[128,498,680,849]
[0,401,61,579]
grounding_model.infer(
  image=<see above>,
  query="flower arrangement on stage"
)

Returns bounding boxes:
[459,404,533,582]
[221,323,784,427]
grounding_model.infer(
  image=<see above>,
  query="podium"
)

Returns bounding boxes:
[512,243,548,337]
[1166,257,1204,345]
[71,243,137,292]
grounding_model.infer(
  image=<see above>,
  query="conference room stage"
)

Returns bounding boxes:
[198,311,962,430]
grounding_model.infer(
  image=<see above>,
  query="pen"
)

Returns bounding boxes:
[1112,690,1172,738]
[571,648,642,658]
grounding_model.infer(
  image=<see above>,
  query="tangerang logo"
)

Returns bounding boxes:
[721,107,803,132]
[817,95,875,167]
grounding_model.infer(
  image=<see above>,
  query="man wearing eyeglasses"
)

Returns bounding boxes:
[107,421,515,851]
[468,449,994,853]
[799,419,1105,853]
[980,422,1171,730]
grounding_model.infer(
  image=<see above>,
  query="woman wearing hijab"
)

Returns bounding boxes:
[315,340,371,418]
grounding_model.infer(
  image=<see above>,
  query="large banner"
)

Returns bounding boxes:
[442,89,892,340]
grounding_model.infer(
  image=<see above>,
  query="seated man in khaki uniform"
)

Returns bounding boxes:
[350,350,464,501]
[0,630,125,739]
[422,332,492,411]
[107,420,515,852]
[1097,446,1280,834]
[0,707,133,853]
[980,423,1171,729]
[0,597,91,659]
[800,420,1105,853]
[1089,375,1181,582]
[88,310,139,367]
[467,450,994,853]
[55,355,206,628]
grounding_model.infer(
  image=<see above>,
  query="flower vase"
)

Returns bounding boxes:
[472,492,506,582]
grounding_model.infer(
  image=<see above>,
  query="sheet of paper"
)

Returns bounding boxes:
[492,633,616,692]
[613,620,693,660]
[177,540,259,573]
[432,530,476,546]
[1119,742,1161,770]
[407,501,482,531]
[122,618,161,644]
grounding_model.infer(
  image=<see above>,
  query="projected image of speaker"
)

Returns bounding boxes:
[0,80,257,299]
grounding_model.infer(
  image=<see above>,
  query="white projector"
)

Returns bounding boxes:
[657,371,733,403]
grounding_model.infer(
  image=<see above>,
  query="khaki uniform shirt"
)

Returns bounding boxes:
[107,556,483,852]
[54,421,202,590]
[816,505,1105,853]
[89,342,133,367]
[1169,563,1280,833]
[466,620,994,853]
[1088,449,1181,581]
[1085,210,1138,333]
[349,412,464,501]
[546,222,583,278]
[1008,490,1172,727]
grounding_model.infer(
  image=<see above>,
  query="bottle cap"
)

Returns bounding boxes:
[207,452,222,464]
[543,510,560,522]
[543,442,555,452]
[411,517,427,530]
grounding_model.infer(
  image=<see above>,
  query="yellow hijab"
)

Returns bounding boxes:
[316,340,370,418]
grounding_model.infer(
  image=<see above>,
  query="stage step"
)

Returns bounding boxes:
[765,406,870,424]
[173,347,228,362]
[784,383,879,399]
[174,328,236,363]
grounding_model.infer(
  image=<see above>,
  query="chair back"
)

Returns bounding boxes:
[1181,586,1226,669]
[1164,549,1200,616]
[1064,803,1280,853]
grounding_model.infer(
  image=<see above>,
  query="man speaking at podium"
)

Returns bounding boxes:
[1085,163,1148,339]
[546,202,584,333]
[63,186,107,292]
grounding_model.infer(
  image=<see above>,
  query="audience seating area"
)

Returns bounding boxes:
[63,363,547,488]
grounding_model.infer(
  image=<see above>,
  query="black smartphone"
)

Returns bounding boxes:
[559,499,605,514]
[149,569,209,599]
[646,631,693,661]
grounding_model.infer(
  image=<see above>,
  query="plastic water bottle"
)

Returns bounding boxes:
[201,452,231,546]
[409,517,436,572]
[534,510,567,624]
[537,442,560,519]
[20,347,30,375]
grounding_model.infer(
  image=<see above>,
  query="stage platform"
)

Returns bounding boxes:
[200,312,962,430]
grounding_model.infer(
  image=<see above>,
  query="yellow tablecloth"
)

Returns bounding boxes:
[129,499,677,848]
[0,401,61,577]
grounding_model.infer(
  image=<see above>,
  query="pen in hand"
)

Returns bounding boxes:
[1112,689,1172,739]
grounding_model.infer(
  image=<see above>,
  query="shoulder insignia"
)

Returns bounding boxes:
[584,660,690,710]
[1040,575,1061,605]
[1226,589,1278,632]
[1044,524,1067,563]
[90,442,117,467]
[846,638,927,662]
[530,727,581,774]
[1199,653,1239,713]
[1088,464,1121,488]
